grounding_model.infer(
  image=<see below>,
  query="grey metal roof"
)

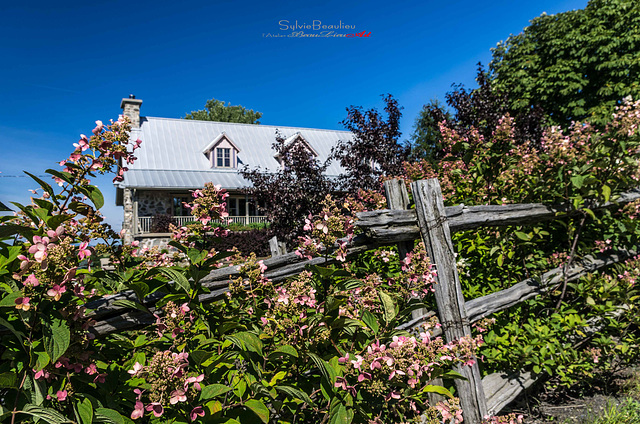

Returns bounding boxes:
[117,117,352,189]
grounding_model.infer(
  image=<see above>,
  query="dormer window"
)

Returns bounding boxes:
[216,148,231,167]
[202,132,240,169]
[274,132,318,168]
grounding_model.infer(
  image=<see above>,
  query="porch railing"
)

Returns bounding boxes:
[137,216,268,234]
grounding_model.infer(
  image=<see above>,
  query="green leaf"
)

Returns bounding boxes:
[0,247,20,272]
[78,185,105,210]
[0,317,26,349]
[378,290,396,324]
[43,318,70,364]
[187,248,207,265]
[20,404,72,423]
[307,265,338,277]
[168,240,188,254]
[0,372,18,388]
[199,384,233,401]
[45,169,74,185]
[34,350,51,371]
[421,384,454,398]
[0,201,12,212]
[94,408,126,424]
[0,223,35,240]
[584,207,596,221]
[274,385,315,405]
[76,398,93,424]
[0,291,22,308]
[112,299,148,313]
[245,399,269,423]
[570,175,585,189]
[11,202,40,226]
[515,231,531,241]
[308,353,336,386]
[32,198,54,213]
[329,403,351,424]
[439,370,467,380]
[190,350,213,366]
[361,310,379,334]
[226,332,263,355]
[269,344,299,359]
[156,267,191,294]
[602,184,611,202]
[24,172,57,203]
[47,213,73,230]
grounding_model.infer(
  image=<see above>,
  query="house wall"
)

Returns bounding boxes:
[135,190,173,217]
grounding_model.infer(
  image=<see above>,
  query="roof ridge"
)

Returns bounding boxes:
[141,116,352,134]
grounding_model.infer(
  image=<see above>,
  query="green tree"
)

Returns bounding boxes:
[409,98,451,161]
[184,98,262,124]
[489,0,640,126]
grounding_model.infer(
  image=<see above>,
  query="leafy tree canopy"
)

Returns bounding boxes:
[184,98,262,124]
[410,66,546,161]
[240,132,334,245]
[332,94,409,192]
[489,0,640,126]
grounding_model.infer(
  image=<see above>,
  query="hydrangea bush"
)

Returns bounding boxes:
[402,98,640,390]
[0,118,494,423]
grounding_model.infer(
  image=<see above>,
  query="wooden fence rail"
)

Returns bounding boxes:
[80,180,640,422]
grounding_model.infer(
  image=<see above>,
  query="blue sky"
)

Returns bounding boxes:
[0,0,589,231]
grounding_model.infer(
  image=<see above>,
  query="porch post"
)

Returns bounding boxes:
[122,188,134,244]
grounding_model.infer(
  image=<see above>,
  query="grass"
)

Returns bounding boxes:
[583,398,640,424]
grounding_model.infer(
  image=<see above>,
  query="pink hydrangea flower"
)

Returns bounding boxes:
[28,236,49,262]
[24,274,39,287]
[78,241,91,260]
[185,374,204,391]
[128,362,143,376]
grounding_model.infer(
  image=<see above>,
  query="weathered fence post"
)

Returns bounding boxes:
[411,178,488,423]
[383,179,413,261]
[269,236,287,257]
[384,178,446,406]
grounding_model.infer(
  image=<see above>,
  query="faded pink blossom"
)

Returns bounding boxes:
[15,297,31,311]
[190,406,205,421]
[169,389,187,404]
[47,284,66,301]
[131,401,145,419]
[145,403,163,418]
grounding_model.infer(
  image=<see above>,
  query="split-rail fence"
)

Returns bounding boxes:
[81,178,640,423]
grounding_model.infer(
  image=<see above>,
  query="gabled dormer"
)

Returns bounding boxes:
[274,132,318,167]
[202,132,241,169]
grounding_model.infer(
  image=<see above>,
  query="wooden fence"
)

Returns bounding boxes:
[83,178,640,423]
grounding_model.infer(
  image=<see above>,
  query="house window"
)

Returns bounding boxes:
[216,148,231,168]
[173,196,191,216]
[227,198,238,216]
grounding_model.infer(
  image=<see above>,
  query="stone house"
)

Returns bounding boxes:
[115,96,352,243]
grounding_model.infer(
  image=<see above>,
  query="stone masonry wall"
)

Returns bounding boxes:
[135,190,173,217]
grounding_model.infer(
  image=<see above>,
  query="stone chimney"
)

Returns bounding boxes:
[120,95,143,128]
